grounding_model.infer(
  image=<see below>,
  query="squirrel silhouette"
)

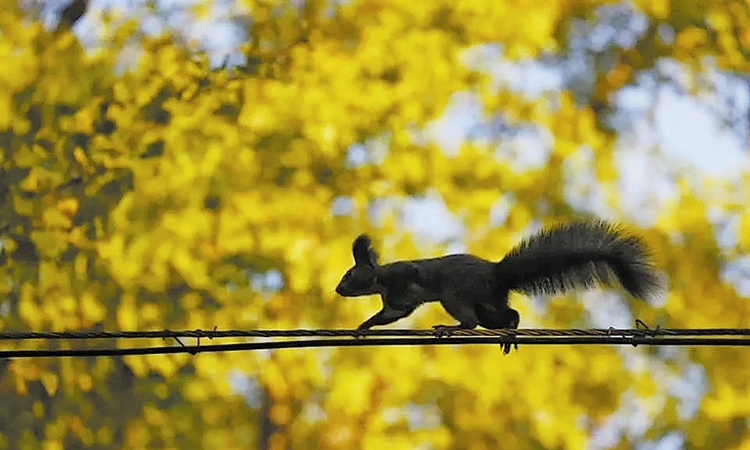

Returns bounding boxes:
[335,221,664,353]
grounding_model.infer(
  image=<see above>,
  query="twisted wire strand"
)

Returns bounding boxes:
[1,328,749,340]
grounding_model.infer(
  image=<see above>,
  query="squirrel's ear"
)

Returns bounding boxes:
[352,234,377,267]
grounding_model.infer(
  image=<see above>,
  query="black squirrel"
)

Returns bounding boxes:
[335,221,663,352]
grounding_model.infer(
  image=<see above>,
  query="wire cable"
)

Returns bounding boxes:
[1,328,748,340]
[0,329,748,358]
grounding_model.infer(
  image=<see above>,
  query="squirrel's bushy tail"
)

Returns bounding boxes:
[495,221,664,300]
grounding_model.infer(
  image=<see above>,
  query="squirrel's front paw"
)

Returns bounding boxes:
[432,325,458,338]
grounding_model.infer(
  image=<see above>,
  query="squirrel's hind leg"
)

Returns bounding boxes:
[432,294,479,337]
[475,305,520,354]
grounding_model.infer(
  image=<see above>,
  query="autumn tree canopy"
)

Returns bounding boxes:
[1,1,748,449]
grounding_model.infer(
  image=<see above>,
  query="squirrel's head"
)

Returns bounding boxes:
[335,234,380,297]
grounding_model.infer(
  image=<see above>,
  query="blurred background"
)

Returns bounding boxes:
[1,0,748,449]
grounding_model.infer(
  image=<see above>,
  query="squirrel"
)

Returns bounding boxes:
[335,221,664,353]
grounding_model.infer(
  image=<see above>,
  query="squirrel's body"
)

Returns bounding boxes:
[335,221,663,351]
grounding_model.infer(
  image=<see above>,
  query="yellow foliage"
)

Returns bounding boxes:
[0,0,747,448]
[703,378,750,421]
[115,294,138,330]
[326,366,375,416]
[42,440,63,450]
[739,210,750,252]
[80,291,107,324]
[0,90,10,130]
[41,372,59,396]
[682,26,708,48]
[56,197,79,218]
[18,282,43,329]
[633,0,670,19]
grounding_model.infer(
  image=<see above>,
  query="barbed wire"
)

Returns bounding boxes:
[0,327,747,358]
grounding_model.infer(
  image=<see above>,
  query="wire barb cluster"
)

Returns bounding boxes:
[0,327,748,358]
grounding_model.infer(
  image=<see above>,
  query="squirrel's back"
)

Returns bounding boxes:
[495,221,664,300]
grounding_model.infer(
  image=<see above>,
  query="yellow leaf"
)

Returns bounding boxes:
[78,373,93,392]
[60,295,76,314]
[0,90,10,130]
[81,291,106,324]
[19,169,39,192]
[42,440,63,450]
[288,266,312,293]
[183,379,211,402]
[148,355,178,378]
[676,27,707,51]
[634,374,657,398]
[269,403,292,425]
[362,433,413,450]
[41,372,59,396]
[116,294,139,330]
[703,378,750,420]
[140,303,161,324]
[18,282,43,329]
[74,253,87,279]
[71,108,94,134]
[326,367,375,416]
[122,356,148,378]
[57,198,79,218]
[43,205,72,229]
[633,0,670,19]
[33,401,45,418]
[738,210,750,252]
